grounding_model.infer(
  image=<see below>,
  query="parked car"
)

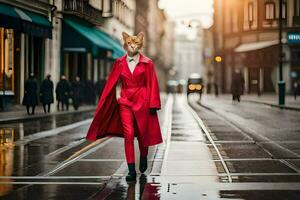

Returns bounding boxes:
[187,73,204,98]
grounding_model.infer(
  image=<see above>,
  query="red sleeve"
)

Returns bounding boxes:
[149,61,161,109]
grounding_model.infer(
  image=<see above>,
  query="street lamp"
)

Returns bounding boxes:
[278,0,285,105]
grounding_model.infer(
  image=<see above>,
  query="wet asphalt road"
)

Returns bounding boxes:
[1,93,300,199]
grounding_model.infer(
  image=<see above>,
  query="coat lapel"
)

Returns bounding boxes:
[119,53,150,80]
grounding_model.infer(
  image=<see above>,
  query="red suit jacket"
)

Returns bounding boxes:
[85,53,163,147]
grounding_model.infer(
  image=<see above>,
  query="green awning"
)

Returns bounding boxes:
[63,17,124,58]
[0,3,52,38]
[93,30,125,59]
[63,18,113,53]
[22,9,51,27]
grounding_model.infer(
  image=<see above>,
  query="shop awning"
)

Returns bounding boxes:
[0,3,52,38]
[63,17,124,58]
[234,40,278,53]
[93,30,125,59]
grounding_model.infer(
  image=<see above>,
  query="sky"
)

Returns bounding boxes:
[158,0,214,29]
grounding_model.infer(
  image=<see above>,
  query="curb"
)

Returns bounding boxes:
[0,107,96,124]
[243,100,300,112]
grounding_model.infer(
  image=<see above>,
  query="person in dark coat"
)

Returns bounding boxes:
[22,73,38,115]
[71,76,84,110]
[55,75,70,111]
[231,68,245,102]
[40,74,54,113]
[293,80,300,100]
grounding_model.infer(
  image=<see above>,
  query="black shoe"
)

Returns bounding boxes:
[139,156,148,173]
[126,163,137,182]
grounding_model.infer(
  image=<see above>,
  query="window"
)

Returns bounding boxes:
[295,0,300,17]
[265,2,275,20]
[282,1,287,19]
[248,2,254,22]
[0,28,15,95]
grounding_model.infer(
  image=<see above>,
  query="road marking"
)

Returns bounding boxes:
[0,176,111,179]
[45,138,86,158]
[198,101,300,159]
[280,159,300,173]
[112,162,127,177]
[186,95,232,183]
[0,182,104,185]
[15,119,92,145]
[160,94,174,175]
[42,137,112,176]
[78,159,125,162]
[219,172,300,176]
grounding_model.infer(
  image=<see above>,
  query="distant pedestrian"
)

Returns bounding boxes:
[293,80,300,100]
[56,75,70,111]
[214,82,219,97]
[40,74,54,113]
[71,76,84,110]
[231,68,245,102]
[22,73,38,115]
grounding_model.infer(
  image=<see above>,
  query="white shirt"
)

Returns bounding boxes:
[126,53,140,74]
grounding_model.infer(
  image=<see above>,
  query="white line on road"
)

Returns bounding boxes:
[0,176,111,179]
[0,182,104,185]
[42,137,112,176]
[159,94,174,176]
[15,119,92,145]
[186,95,233,183]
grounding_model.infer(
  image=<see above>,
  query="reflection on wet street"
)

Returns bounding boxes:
[0,112,93,141]
[0,111,94,197]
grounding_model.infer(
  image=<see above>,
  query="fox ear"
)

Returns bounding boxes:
[122,32,130,40]
[137,32,144,40]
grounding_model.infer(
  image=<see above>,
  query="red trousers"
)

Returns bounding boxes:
[119,104,148,164]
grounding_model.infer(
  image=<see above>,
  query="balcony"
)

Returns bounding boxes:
[63,0,104,25]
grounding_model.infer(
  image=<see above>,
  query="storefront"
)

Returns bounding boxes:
[234,40,279,94]
[61,16,124,83]
[0,3,52,109]
[0,28,15,98]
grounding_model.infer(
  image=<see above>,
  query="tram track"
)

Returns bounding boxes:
[184,95,233,183]
[187,95,300,181]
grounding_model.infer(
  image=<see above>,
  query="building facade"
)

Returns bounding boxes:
[212,0,300,94]
[0,0,53,109]
[0,0,135,110]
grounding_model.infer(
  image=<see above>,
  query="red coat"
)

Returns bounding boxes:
[85,53,163,147]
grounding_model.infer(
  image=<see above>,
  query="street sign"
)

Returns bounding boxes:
[288,33,300,44]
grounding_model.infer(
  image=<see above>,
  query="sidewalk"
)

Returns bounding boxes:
[202,94,300,111]
[0,104,96,123]
[242,94,300,111]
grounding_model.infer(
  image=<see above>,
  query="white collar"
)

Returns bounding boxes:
[127,53,140,63]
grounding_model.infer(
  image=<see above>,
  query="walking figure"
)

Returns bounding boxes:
[86,32,162,182]
[40,74,54,113]
[56,75,70,111]
[231,68,245,102]
[22,73,38,115]
[71,76,83,110]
